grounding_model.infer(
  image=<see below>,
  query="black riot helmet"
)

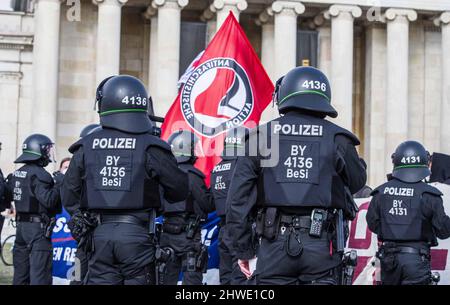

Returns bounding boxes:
[167,130,199,164]
[15,134,55,166]
[273,66,337,118]
[391,141,431,183]
[79,123,102,138]
[222,126,249,158]
[95,75,153,133]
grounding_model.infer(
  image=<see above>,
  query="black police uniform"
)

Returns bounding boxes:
[210,156,248,285]
[227,111,366,285]
[61,75,189,285]
[0,168,8,241]
[62,128,188,285]
[367,178,450,285]
[160,161,214,285]
[66,124,101,285]
[6,162,62,285]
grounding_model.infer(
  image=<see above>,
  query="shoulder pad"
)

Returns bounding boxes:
[33,168,53,185]
[335,129,360,146]
[68,138,84,154]
[146,135,171,152]
[188,167,205,179]
[422,183,443,197]
[371,182,390,196]
[327,120,360,145]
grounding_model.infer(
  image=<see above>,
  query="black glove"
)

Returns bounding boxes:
[52,171,64,185]
[68,210,98,243]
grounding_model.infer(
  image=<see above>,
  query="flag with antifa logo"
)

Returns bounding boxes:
[161,12,274,182]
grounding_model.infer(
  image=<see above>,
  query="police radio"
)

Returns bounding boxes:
[309,209,326,238]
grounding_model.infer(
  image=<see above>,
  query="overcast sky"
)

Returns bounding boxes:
[0,0,13,11]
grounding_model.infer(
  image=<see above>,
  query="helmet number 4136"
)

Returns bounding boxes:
[302,80,327,92]
[121,95,147,106]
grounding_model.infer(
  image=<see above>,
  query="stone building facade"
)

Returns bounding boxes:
[0,0,449,187]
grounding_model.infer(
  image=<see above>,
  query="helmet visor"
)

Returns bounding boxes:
[43,144,57,163]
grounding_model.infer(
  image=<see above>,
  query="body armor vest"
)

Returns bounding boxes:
[11,164,52,214]
[373,179,442,243]
[261,113,358,208]
[161,162,204,214]
[80,128,168,210]
[210,157,236,217]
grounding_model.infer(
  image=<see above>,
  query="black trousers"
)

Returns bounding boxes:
[70,246,88,285]
[84,222,155,285]
[254,228,341,285]
[13,222,53,285]
[159,216,204,285]
[380,252,431,285]
[218,224,248,285]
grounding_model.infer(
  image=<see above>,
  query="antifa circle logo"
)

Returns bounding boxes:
[180,58,254,137]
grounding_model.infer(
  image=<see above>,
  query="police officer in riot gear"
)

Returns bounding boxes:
[367,141,450,285]
[3,134,62,285]
[160,130,214,285]
[66,123,101,285]
[210,127,249,285]
[227,66,367,285]
[0,141,11,241]
[61,75,189,285]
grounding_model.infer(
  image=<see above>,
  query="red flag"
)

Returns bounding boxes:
[161,12,274,184]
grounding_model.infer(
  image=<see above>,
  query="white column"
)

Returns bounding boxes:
[384,8,417,170]
[256,10,274,81]
[269,1,305,80]
[210,0,248,32]
[435,12,450,154]
[152,0,188,117]
[32,0,62,141]
[257,9,277,122]
[364,25,387,187]
[314,15,331,78]
[93,0,127,85]
[143,6,158,95]
[324,5,361,131]
[201,7,216,44]
[0,73,22,173]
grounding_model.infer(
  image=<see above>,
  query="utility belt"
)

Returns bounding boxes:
[16,214,43,223]
[377,243,430,259]
[97,214,149,228]
[256,207,332,241]
[16,213,56,238]
[162,214,201,239]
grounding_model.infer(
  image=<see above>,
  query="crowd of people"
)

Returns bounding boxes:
[0,66,450,285]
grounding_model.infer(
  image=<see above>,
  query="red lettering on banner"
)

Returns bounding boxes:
[431,249,448,270]
[348,202,372,249]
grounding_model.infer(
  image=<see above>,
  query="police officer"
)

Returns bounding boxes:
[61,75,189,285]
[0,141,10,241]
[5,134,62,285]
[210,127,249,285]
[67,123,101,285]
[160,130,214,285]
[366,141,450,285]
[227,66,367,285]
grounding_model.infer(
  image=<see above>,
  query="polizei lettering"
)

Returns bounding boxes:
[383,187,414,197]
[212,163,231,173]
[92,138,136,150]
[273,124,323,136]
[13,170,27,178]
